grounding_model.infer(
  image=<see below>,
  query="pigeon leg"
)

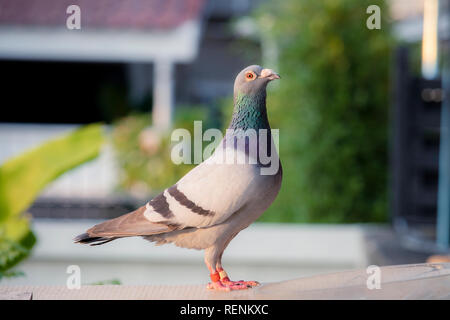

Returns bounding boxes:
[204,247,259,291]
[205,262,232,291]
[206,270,232,291]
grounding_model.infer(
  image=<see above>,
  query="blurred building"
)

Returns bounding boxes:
[390,0,450,42]
[0,0,205,130]
[389,0,450,251]
[0,0,263,214]
[0,0,263,129]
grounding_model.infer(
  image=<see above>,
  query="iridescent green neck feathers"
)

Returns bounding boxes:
[228,91,270,131]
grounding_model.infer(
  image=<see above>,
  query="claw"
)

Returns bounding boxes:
[223,279,260,289]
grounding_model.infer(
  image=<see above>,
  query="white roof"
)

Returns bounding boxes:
[0,20,202,63]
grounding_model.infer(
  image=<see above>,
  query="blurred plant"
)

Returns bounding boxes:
[238,0,392,223]
[0,124,104,280]
[90,278,121,285]
[112,106,213,196]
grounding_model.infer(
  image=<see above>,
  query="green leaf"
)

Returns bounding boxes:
[0,124,104,221]
[0,123,105,276]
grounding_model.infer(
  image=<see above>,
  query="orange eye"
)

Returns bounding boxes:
[246,72,255,80]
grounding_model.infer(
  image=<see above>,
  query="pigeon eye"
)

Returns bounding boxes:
[245,72,255,80]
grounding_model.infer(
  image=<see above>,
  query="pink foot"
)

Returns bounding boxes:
[222,279,260,290]
[205,268,260,291]
[207,279,260,291]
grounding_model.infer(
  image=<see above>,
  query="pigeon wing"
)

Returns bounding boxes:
[144,153,260,229]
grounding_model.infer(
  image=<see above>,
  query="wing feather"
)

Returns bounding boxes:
[144,148,262,228]
[86,205,174,237]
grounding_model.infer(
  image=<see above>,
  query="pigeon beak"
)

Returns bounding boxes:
[260,68,281,81]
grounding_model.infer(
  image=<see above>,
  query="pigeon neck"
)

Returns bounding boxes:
[228,91,270,131]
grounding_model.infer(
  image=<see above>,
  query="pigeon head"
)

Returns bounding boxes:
[229,65,280,131]
[234,65,280,97]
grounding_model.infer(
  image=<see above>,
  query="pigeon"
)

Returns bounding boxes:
[75,65,282,291]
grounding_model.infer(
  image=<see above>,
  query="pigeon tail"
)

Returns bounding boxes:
[74,233,118,246]
[74,205,175,246]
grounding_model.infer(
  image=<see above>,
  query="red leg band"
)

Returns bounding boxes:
[210,272,220,282]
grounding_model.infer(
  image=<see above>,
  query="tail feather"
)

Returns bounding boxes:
[74,233,118,246]
[74,205,175,246]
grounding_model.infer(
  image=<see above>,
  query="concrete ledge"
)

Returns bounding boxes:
[2,263,449,299]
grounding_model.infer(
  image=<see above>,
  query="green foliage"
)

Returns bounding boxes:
[112,107,214,195]
[0,124,104,278]
[90,278,121,285]
[252,0,393,223]
[0,124,104,221]
[0,230,35,280]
